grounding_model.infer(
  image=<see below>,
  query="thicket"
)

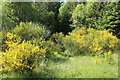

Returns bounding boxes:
[1,2,120,75]
[71,2,120,38]
[63,28,120,55]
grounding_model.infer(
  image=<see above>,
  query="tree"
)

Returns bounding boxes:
[2,2,19,30]
[58,2,77,34]
[71,2,107,28]
[34,2,60,33]
[12,2,37,22]
[2,2,38,30]
[96,2,120,38]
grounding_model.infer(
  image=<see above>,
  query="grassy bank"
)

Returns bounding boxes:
[2,55,118,78]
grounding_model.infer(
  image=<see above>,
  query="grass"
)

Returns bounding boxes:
[2,55,118,78]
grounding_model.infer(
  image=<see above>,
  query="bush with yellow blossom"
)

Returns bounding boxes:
[63,27,120,55]
[2,32,21,51]
[13,22,50,40]
[1,32,46,73]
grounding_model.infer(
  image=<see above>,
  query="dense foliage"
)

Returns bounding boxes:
[2,2,19,30]
[63,28,120,55]
[1,32,46,73]
[96,2,120,38]
[58,2,77,33]
[71,2,120,38]
[1,1,119,78]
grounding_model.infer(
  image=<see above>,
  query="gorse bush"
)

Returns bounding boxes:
[93,50,118,65]
[1,2,119,78]
[1,32,46,73]
[50,32,64,44]
[103,50,118,64]
[63,36,80,56]
[13,22,50,40]
[2,32,21,51]
[91,30,119,53]
[63,27,92,55]
[63,27,120,55]
[44,32,65,59]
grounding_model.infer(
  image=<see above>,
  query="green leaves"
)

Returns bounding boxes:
[58,2,77,33]
[13,22,50,41]
[2,2,19,30]
[71,2,106,28]
[70,2,120,38]
[34,2,60,32]
[96,2,120,38]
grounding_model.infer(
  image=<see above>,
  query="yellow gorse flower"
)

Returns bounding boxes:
[1,33,46,73]
[63,27,120,55]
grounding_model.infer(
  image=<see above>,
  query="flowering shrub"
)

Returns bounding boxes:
[91,30,120,53]
[1,32,46,73]
[93,50,118,65]
[62,36,80,56]
[1,27,119,73]
[45,32,65,59]
[13,22,50,40]
[0,41,46,73]
[2,32,21,51]
[63,27,120,55]
[63,27,92,55]
[102,50,118,64]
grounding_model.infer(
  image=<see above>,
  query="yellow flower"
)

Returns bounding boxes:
[108,51,111,55]
[1,41,46,73]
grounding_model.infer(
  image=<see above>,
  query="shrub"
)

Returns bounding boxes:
[12,22,50,41]
[93,50,119,65]
[62,27,91,55]
[63,27,120,55]
[103,51,118,64]
[62,36,80,56]
[49,32,74,58]
[45,32,65,59]
[34,32,67,59]
[1,32,46,73]
[2,32,21,51]
[50,32,64,44]
[30,37,65,60]
[91,30,120,53]
[0,41,46,73]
